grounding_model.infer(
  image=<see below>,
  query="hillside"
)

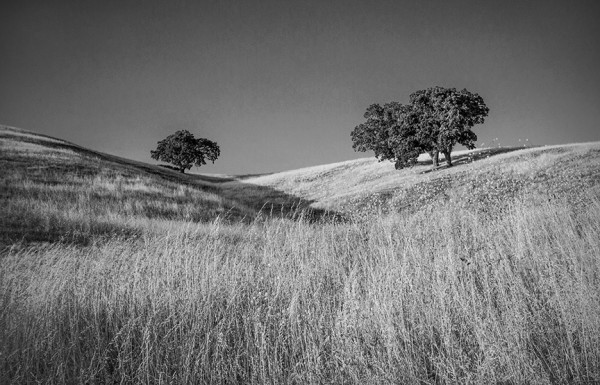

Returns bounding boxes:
[2,124,600,244]
[236,143,600,215]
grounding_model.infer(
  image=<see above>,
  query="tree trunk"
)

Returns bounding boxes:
[430,151,440,168]
[443,149,452,167]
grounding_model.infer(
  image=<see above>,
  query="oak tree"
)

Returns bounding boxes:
[151,130,220,173]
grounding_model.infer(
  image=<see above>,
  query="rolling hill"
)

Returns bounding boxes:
[2,124,599,237]
[234,142,600,215]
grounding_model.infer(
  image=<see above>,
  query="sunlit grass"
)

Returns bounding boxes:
[2,197,600,384]
[2,126,600,383]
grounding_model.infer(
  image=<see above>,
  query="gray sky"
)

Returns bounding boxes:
[2,0,599,174]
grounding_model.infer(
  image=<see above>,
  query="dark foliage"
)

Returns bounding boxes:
[351,87,489,169]
[151,130,220,173]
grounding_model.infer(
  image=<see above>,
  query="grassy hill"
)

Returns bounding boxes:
[2,124,600,245]
[0,125,336,245]
[232,141,600,216]
[2,125,600,384]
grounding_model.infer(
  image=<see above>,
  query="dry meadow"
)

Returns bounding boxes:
[1,126,600,384]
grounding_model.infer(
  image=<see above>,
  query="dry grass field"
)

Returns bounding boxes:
[1,125,600,384]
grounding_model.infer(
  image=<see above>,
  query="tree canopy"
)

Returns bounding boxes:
[351,87,489,169]
[151,130,220,173]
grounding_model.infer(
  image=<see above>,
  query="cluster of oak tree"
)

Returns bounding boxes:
[151,86,488,173]
[351,86,489,169]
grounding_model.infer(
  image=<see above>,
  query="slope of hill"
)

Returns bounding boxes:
[232,142,600,215]
[0,125,338,244]
[2,124,600,243]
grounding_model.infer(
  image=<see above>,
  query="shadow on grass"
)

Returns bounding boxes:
[145,166,346,223]
[216,179,347,223]
[417,147,528,174]
[0,211,143,248]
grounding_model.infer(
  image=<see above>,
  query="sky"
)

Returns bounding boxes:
[1,0,599,175]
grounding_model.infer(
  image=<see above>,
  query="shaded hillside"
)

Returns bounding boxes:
[0,126,335,245]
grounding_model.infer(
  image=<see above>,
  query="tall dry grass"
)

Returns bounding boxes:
[2,196,599,384]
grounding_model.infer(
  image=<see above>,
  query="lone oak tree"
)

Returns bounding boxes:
[151,130,220,173]
[351,87,489,170]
